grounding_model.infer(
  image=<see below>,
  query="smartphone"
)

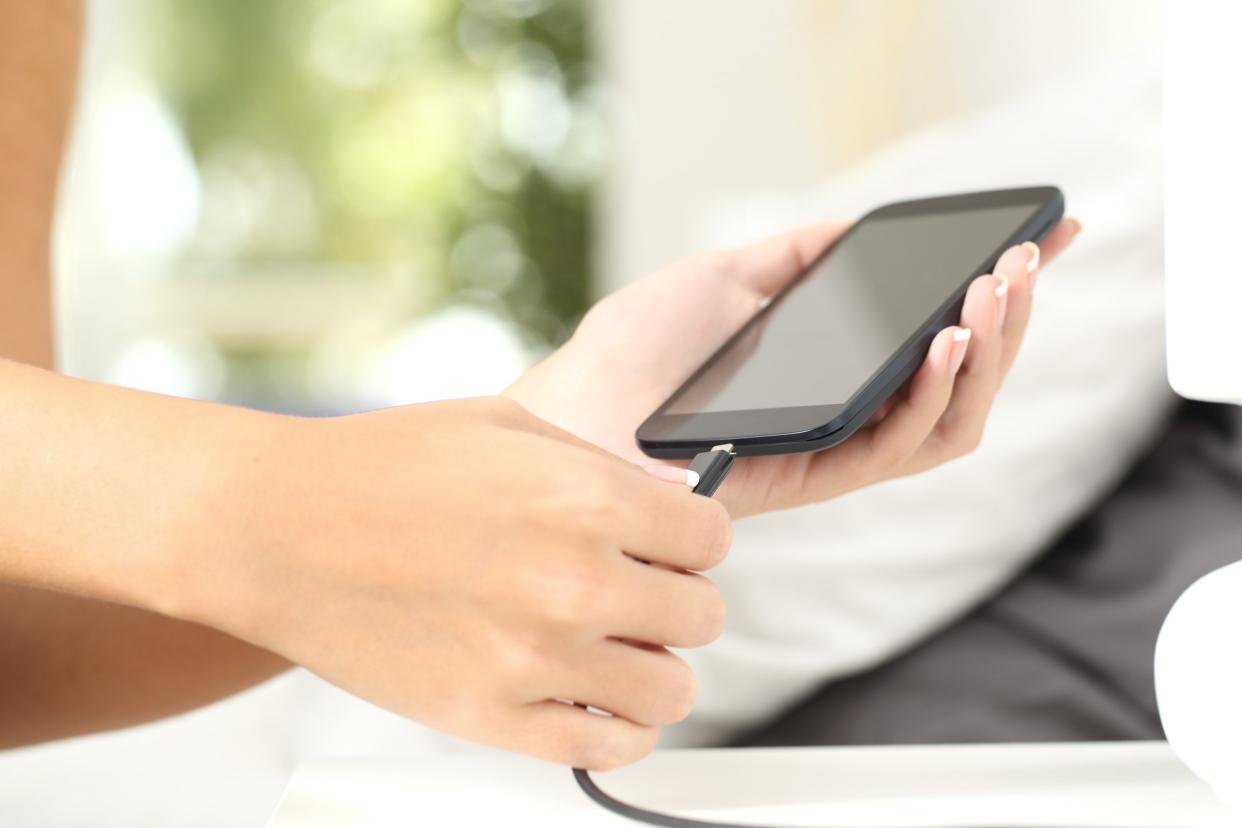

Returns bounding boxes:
[636,186,1065,459]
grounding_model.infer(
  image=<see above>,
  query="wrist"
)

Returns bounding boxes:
[133,404,295,635]
[0,363,302,635]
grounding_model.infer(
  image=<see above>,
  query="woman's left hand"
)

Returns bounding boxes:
[506,218,1081,518]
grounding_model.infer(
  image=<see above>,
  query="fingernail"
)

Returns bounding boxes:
[1068,217,1083,235]
[948,327,971,376]
[1022,241,1040,274]
[644,464,699,489]
[993,273,1009,329]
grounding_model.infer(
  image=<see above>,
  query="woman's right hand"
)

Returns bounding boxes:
[161,396,731,770]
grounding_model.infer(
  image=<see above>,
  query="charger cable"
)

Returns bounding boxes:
[575,444,760,827]
[570,444,1158,828]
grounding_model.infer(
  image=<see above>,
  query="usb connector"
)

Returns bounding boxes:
[688,443,736,497]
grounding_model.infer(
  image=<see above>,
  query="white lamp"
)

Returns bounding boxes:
[1156,286,1242,812]
[1157,4,1242,810]
[1155,563,1242,811]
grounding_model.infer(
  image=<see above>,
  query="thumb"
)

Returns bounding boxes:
[730,221,848,296]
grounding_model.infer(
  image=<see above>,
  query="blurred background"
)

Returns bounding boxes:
[11,2,1164,827]
[57,0,1158,412]
[59,0,601,410]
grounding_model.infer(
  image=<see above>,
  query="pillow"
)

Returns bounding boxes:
[672,58,1170,746]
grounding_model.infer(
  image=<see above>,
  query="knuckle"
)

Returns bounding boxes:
[697,583,728,645]
[561,477,625,538]
[944,421,984,457]
[532,477,618,545]
[914,438,951,472]
[697,501,733,569]
[660,661,700,723]
[557,726,599,769]
[677,577,727,647]
[541,561,608,625]
[877,433,917,469]
[577,741,621,771]
[575,727,657,771]
[493,634,550,683]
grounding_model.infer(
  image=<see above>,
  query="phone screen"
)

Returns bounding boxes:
[662,203,1040,415]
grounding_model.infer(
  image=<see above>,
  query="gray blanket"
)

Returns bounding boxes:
[738,402,1242,746]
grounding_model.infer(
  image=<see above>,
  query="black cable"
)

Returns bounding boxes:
[572,445,755,827]
[685,443,736,498]
[574,766,1170,828]
[570,445,1170,828]
[574,765,767,828]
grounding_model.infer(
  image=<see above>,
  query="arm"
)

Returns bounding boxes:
[0,360,732,769]
[0,1,720,765]
[0,584,286,747]
[0,360,290,747]
[0,20,730,755]
[0,0,286,748]
[0,0,76,366]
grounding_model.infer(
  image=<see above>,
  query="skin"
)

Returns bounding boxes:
[0,0,290,749]
[0,0,294,749]
[0,0,72,365]
[0,362,731,769]
[0,0,1079,770]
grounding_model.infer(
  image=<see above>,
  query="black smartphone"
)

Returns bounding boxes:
[636,186,1065,459]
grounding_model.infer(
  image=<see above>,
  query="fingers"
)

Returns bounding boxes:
[483,397,732,572]
[612,468,733,572]
[907,221,1082,470]
[544,640,699,727]
[1034,218,1081,274]
[997,219,1080,374]
[748,220,1083,509]
[728,221,848,297]
[512,700,659,770]
[905,245,1033,471]
[802,326,966,495]
[602,562,726,649]
[914,272,1008,466]
[991,241,1039,376]
[865,325,969,463]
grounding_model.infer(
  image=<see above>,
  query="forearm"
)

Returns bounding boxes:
[0,361,250,606]
[0,0,80,368]
[0,360,290,747]
[0,0,290,749]
[0,584,286,747]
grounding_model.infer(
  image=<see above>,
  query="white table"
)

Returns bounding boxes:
[267,741,1229,828]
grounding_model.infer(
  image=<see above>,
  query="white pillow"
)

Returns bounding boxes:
[672,58,1170,745]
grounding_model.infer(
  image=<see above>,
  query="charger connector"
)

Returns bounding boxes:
[688,444,736,497]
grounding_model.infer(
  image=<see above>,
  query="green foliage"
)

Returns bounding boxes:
[141,0,597,347]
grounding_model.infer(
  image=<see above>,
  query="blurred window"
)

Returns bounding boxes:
[63,0,603,413]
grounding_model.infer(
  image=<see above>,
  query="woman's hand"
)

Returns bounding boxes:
[507,219,1081,517]
[165,397,731,770]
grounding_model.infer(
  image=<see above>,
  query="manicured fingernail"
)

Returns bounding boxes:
[644,464,699,489]
[948,327,971,376]
[1022,241,1040,274]
[993,273,1009,329]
